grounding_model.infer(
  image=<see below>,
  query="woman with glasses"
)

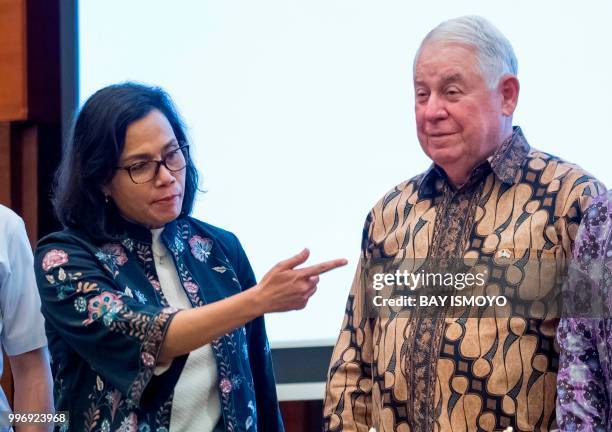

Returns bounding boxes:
[35,82,346,432]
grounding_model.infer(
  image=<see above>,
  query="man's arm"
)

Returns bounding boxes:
[323,257,374,432]
[9,347,53,432]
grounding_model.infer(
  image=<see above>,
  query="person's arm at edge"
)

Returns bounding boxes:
[9,347,54,432]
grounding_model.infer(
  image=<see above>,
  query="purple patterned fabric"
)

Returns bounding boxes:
[558,192,612,431]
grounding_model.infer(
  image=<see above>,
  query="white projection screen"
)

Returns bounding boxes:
[79,0,612,360]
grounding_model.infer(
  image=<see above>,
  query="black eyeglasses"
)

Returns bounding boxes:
[116,144,190,184]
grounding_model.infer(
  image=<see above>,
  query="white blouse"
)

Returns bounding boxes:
[151,228,221,431]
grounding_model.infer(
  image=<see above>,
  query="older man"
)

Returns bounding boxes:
[323,16,605,431]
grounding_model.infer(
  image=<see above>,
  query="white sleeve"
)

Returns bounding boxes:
[0,214,47,355]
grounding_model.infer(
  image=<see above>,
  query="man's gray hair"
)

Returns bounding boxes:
[415,16,518,88]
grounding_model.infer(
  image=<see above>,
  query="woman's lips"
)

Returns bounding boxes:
[153,194,179,204]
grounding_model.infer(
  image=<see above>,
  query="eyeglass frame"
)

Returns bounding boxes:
[115,144,190,184]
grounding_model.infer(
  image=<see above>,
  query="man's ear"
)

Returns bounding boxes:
[499,75,519,116]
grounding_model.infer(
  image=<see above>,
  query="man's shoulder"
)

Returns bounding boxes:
[526,147,603,187]
[0,204,23,234]
[525,148,605,212]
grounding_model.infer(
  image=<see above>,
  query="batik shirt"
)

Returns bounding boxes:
[557,192,612,431]
[35,217,284,432]
[323,127,605,432]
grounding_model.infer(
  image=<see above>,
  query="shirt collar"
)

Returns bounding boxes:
[418,126,530,196]
[111,214,180,245]
[488,126,530,185]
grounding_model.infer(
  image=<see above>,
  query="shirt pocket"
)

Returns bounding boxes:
[483,246,563,320]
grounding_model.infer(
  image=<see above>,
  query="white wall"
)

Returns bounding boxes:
[80,0,612,347]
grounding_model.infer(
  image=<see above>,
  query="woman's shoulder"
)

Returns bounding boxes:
[179,217,250,270]
[179,216,245,259]
[181,217,238,243]
[36,227,99,255]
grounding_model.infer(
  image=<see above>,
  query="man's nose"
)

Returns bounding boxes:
[424,94,448,122]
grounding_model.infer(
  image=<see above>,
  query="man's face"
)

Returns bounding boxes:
[414,42,506,182]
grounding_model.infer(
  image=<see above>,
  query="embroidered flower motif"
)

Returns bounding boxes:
[183,281,199,294]
[219,377,233,394]
[149,278,161,291]
[101,419,110,432]
[212,266,227,273]
[141,352,155,367]
[103,314,114,326]
[96,375,104,391]
[100,243,128,266]
[134,290,148,304]
[189,236,212,262]
[74,296,87,313]
[121,238,135,252]
[138,425,151,432]
[162,306,178,315]
[231,375,243,389]
[84,292,123,325]
[117,413,137,432]
[42,249,68,271]
[173,235,185,254]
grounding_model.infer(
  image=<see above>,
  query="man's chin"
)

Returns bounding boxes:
[428,150,463,167]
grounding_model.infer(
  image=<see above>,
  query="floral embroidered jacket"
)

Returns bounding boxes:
[35,217,284,432]
[557,192,612,431]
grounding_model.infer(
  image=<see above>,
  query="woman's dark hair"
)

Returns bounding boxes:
[53,82,199,240]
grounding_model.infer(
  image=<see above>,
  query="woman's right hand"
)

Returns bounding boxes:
[254,248,348,313]
[159,248,347,363]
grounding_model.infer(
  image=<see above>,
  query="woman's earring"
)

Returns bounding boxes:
[105,195,110,204]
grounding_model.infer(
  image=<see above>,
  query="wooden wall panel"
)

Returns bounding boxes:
[280,401,324,432]
[0,0,27,121]
[0,0,62,406]
[0,123,10,205]
[9,123,38,242]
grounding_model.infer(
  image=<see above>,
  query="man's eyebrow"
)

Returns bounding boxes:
[440,72,465,86]
[414,73,465,88]
[122,139,179,163]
